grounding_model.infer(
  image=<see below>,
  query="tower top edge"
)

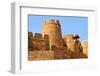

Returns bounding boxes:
[44,19,60,24]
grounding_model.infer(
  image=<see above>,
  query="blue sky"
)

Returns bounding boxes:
[28,15,88,40]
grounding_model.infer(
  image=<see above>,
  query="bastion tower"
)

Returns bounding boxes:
[42,19,64,50]
[63,34,75,52]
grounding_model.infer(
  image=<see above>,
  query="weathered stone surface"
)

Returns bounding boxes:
[28,19,88,60]
[81,40,88,56]
[28,32,34,51]
[63,34,87,58]
[63,34,75,52]
[28,32,33,38]
[34,33,42,39]
[73,40,83,58]
[42,19,64,49]
[28,51,54,60]
[28,32,50,51]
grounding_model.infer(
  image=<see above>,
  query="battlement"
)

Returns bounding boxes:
[34,33,42,38]
[44,19,60,24]
[28,32,33,38]
[81,40,88,43]
[63,34,80,40]
[32,33,49,40]
[28,32,50,51]
[43,19,61,27]
[63,34,74,40]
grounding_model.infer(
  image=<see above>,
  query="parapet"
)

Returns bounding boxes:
[81,40,88,43]
[44,19,61,27]
[63,34,80,40]
[63,34,74,40]
[33,33,49,40]
[28,32,33,38]
[34,33,42,38]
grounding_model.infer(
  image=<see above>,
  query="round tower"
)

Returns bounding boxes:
[42,19,64,50]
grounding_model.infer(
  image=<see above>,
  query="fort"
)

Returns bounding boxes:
[28,19,88,60]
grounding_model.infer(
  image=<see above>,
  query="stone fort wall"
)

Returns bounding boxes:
[28,19,88,60]
[81,40,88,56]
[28,32,50,51]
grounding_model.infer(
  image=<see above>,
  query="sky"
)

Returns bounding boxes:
[28,15,88,40]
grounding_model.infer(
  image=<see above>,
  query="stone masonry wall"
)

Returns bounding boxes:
[28,19,88,60]
[63,34,87,58]
[28,32,50,51]
[81,40,88,56]
[28,51,54,60]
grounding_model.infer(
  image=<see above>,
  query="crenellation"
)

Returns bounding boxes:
[44,19,60,25]
[28,32,33,38]
[34,33,42,39]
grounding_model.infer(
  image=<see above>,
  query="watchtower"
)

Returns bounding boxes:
[42,19,64,50]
